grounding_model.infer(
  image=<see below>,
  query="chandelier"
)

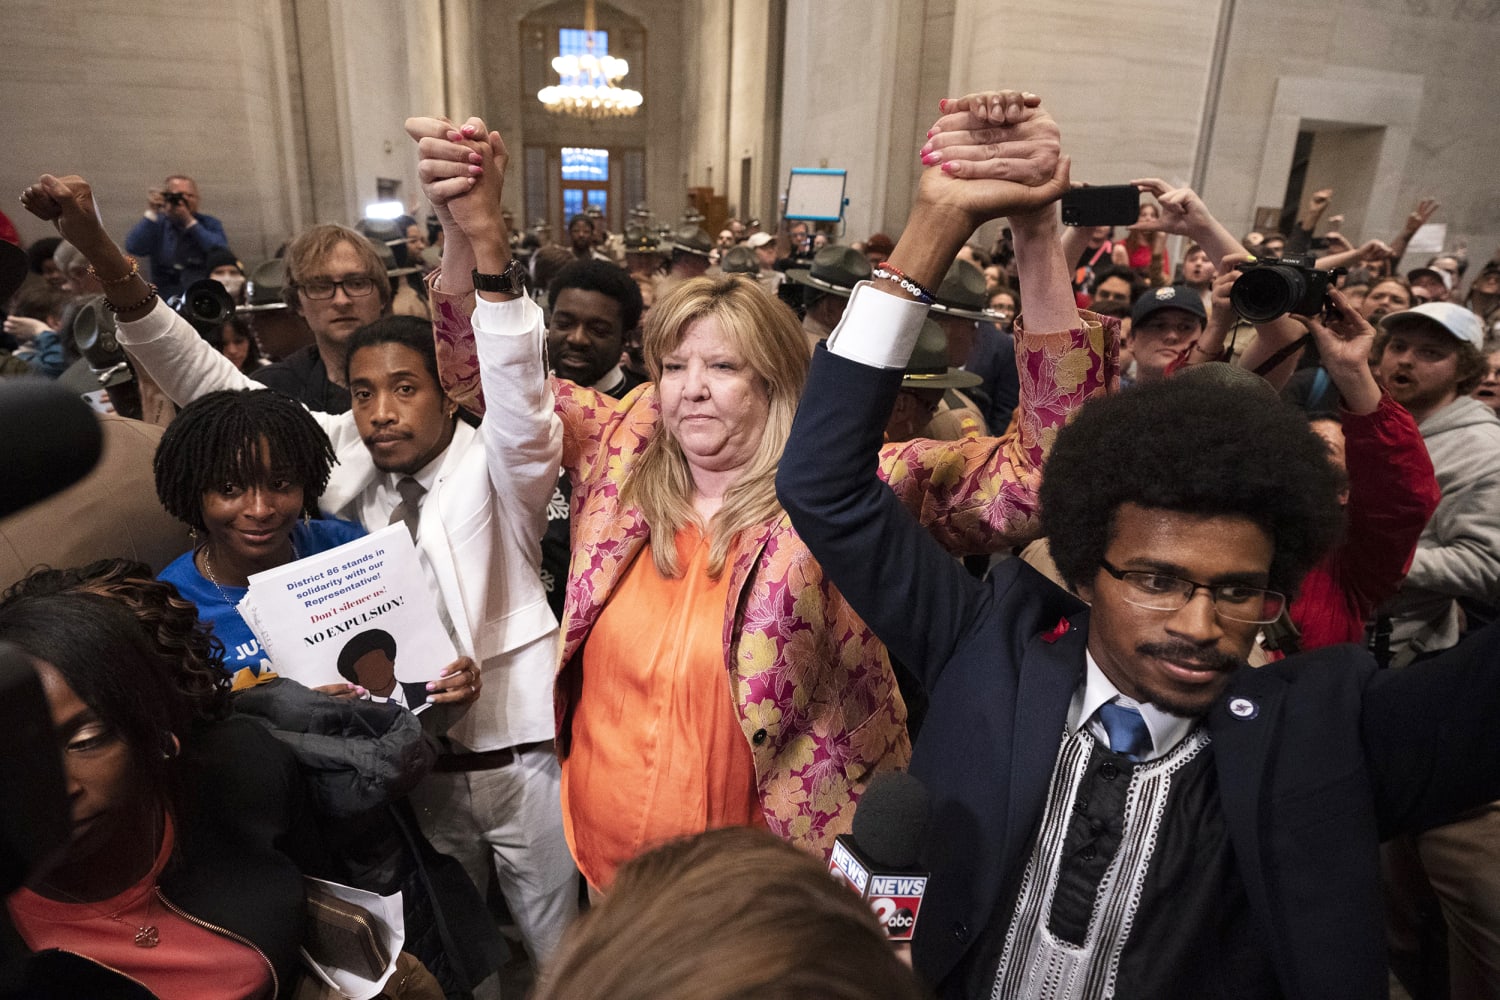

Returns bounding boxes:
[537,0,642,119]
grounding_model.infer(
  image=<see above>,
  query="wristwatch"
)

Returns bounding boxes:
[471,259,528,296]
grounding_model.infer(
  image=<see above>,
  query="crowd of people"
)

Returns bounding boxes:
[0,85,1498,1000]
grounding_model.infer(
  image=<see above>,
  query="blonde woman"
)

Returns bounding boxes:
[407,95,1108,889]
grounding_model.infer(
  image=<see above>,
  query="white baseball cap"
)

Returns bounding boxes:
[1380,301,1485,350]
[746,232,775,249]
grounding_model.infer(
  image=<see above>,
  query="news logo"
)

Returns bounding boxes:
[829,839,870,895]
[867,873,927,942]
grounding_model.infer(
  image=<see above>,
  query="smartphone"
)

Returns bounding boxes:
[1061,185,1141,227]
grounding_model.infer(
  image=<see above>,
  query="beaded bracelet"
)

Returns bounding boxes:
[87,255,142,287]
[101,284,158,314]
[871,264,935,305]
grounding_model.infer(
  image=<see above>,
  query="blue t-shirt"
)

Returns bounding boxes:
[159,517,366,676]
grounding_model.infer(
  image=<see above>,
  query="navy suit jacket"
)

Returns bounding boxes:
[778,345,1500,999]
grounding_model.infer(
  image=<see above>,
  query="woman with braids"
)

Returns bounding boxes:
[152,388,365,681]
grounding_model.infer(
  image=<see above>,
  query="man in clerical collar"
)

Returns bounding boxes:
[544,259,645,397]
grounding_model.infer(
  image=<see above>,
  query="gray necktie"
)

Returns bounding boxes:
[388,476,425,542]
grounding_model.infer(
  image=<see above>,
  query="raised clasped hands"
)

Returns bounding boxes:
[918,90,1069,225]
[404,115,508,246]
[20,174,108,251]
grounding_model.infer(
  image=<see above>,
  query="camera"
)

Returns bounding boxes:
[1230,256,1346,323]
[168,279,236,332]
[71,296,132,387]
[162,191,188,208]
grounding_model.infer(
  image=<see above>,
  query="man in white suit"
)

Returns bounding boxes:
[102,215,577,972]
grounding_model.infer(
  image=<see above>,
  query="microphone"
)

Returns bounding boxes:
[829,770,931,942]
[0,380,103,520]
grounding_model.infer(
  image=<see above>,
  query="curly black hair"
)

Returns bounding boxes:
[4,559,230,720]
[153,388,336,532]
[549,259,644,334]
[1039,377,1344,598]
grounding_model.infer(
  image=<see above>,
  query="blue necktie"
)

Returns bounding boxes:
[1098,701,1152,761]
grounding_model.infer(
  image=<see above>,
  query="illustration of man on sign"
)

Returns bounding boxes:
[336,628,430,710]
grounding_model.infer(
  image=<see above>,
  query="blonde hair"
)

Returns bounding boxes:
[533,827,925,1000]
[622,274,807,577]
[283,223,392,311]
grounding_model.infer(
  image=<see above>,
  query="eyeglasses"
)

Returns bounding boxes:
[296,275,379,300]
[1098,558,1286,624]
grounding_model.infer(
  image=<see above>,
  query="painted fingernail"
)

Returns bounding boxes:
[941,161,957,174]
[927,127,938,138]
[447,130,462,140]
[468,151,482,164]
[922,151,942,166]
[426,682,436,691]
[939,99,947,112]
[469,164,483,175]
[461,124,476,135]
[920,141,934,156]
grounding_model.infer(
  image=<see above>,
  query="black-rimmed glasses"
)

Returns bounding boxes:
[1098,558,1286,624]
[296,275,379,300]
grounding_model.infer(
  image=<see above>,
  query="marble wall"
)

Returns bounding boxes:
[4,0,1495,270]
[1,0,456,263]
[1202,0,1500,259]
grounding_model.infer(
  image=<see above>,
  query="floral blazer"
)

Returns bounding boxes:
[432,282,1113,855]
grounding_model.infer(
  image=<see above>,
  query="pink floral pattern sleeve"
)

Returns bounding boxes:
[430,271,486,417]
[431,270,1116,858]
[878,311,1118,553]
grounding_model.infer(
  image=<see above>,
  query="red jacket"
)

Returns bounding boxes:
[1288,395,1439,650]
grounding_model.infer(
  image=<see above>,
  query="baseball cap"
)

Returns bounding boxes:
[1380,302,1484,350]
[746,232,774,249]
[1407,266,1454,292]
[1130,284,1207,327]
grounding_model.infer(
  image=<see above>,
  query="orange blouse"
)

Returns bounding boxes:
[562,524,763,890]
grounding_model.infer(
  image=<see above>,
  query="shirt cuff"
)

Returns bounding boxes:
[473,292,542,336]
[824,280,930,370]
[115,297,180,346]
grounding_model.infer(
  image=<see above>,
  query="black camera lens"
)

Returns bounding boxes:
[173,279,236,331]
[1231,264,1310,323]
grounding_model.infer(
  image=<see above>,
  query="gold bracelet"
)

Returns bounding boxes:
[101,284,158,314]
[87,255,141,286]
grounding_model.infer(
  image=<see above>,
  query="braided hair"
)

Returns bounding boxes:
[153,389,336,532]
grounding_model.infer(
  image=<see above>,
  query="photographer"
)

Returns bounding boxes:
[124,174,231,300]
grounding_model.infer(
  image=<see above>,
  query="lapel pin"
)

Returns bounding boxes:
[1041,618,1071,644]
[1228,696,1258,720]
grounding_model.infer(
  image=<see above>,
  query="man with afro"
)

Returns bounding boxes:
[782,349,1500,997]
